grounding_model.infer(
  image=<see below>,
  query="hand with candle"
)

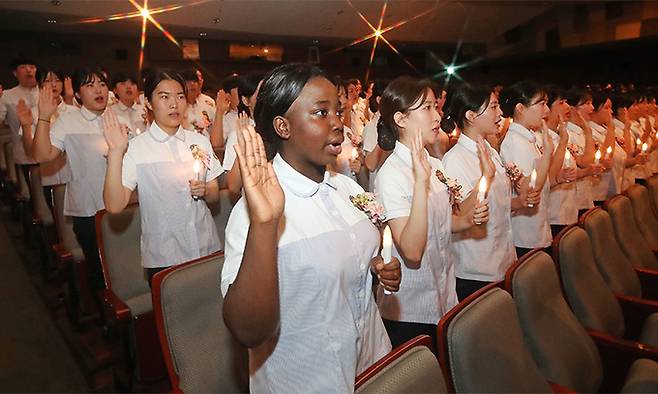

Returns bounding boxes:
[518,172,541,208]
[375,226,401,294]
[348,147,361,175]
[190,160,207,200]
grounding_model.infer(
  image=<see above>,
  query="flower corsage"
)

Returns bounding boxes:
[189,144,211,169]
[435,170,463,211]
[505,163,523,191]
[350,192,385,227]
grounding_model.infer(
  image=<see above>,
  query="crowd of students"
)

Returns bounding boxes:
[1,56,657,392]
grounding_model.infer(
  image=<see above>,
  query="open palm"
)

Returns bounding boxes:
[235,123,284,225]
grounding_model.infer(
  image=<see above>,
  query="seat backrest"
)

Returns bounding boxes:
[438,287,551,393]
[355,335,447,393]
[4,142,17,184]
[605,195,658,270]
[626,184,658,249]
[581,208,642,298]
[53,184,80,251]
[152,253,248,393]
[507,250,602,393]
[96,205,149,302]
[646,176,658,216]
[555,226,625,337]
[208,188,235,251]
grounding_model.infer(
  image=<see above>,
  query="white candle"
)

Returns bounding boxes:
[594,149,601,164]
[528,169,537,208]
[606,145,612,158]
[476,176,487,203]
[637,137,642,152]
[192,159,202,201]
[135,128,141,135]
[564,150,572,167]
[642,142,649,153]
[381,226,393,295]
[351,147,358,160]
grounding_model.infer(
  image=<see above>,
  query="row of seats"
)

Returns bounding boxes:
[146,180,658,393]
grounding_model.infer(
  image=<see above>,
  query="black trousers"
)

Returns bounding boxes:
[382,318,437,353]
[42,185,54,212]
[72,216,104,293]
[551,224,566,238]
[147,267,167,288]
[456,277,491,302]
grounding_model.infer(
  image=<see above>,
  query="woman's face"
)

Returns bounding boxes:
[148,79,187,131]
[470,92,503,136]
[550,97,571,122]
[241,80,263,118]
[41,72,63,97]
[519,93,549,130]
[399,88,442,146]
[575,98,594,120]
[114,79,137,103]
[78,74,109,112]
[347,83,359,104]
[592,98,612,124]
[280,77,344,171]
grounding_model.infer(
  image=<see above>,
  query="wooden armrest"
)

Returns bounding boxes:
[616,294,658,340]
[636,268,658,301]
[549,382,576,393]
[102,289,131,323]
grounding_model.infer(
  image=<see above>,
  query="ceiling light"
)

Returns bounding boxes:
[51,0,61,6]
[199,32,207,37]
[446,65,455,75]
[374,30,382,37]
[47,19,57,24]
[212,17,220,24]
[141,8,150,18]
[263,48,269,53]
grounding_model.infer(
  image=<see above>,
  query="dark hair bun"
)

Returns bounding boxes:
[377,118,396,151]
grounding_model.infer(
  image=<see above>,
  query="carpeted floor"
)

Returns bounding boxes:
[0,208,89,393]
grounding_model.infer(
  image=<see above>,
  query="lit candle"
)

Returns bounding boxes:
[564,150,572,167]
[594,149,601,164]
[476,176,487,203]
[637,137,642,152]
[192,159,202,201]
[528,168,537,208]
[655,131,658,139]
[135,128,141,135]
[642,142,649,153]
[381,226,393,295]
[606,145,612,159]
[351,147,358,160]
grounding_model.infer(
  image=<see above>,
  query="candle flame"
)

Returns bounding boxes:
[530,169,537,185]
[595,149,602,160]
[565,150,571,160]
[351,147,358,160]
[642,142,649,152]
[192,159,201,173]
[606,146,612,154]
[637,137,642,146]
[478,176,487,193]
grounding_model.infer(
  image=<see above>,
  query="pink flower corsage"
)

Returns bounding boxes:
[435,170,463,211]
[616,136,625,147]
[350,192,385,227]
[505,163,523,191]
[189,144,211,169]
[567,143,582,156]
[347,130,363,148]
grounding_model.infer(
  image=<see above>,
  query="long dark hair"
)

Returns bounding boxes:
[377,76,432,151]
[443,84,491,131]
[237,73,264,117]
[499,80,545,118]
[254,63,328,160]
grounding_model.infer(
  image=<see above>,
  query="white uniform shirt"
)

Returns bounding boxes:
[375,141,458,324]
[0,85,39,164]
[566,122,594,210]
[443,134,516,282]
[221,154,391,393]
[362,112,380,153]
[545,129,578,225]
[222,117,255,172]
[613,118,634,191]
[185,95,216,137]
[222,109,238,144]
[630,120,650,179]
[111,101,147,137]
[588,121,615,201]
[19,101,76,186]
[50,106,108,217]
[500,122,552,248]
[121,122,223,268]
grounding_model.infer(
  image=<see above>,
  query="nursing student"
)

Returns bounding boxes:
[375,76,490,346]
[443,85,535,300]
[588,92,623,201]
[102,70,222,284]
[32,67,110,293]
[221,63,400,393]
[17,67,76,209]
[109,72,147,137]
[611,93,648,191]
[499,81,553,257]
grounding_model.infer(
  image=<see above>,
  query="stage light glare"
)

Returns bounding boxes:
[141,8,150,18]
[374,30,382,37]
[446,66,455,75]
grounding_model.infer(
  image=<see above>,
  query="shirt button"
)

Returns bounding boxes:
[359,264,366,270]
[349,233,356,240]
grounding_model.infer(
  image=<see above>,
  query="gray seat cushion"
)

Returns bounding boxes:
[621,358,658,393]
[157,254,248,393]
[646,177,658,216]
[583,209,642,298]
[626,185,658,249]
[446,287,551,393]
[512,251,603,393]
[357,345,447,393]
[640,313,658,348]
[125,292,152,316]
[606,196,658,270]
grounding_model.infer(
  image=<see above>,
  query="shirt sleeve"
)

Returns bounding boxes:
[121,144,138,191]
[49,115,67,152]
[443,153,475,198]
[501,136,533,176]
[220,197,249,297]
[362,119,378,153]
[223,131,238,171]
[375,167,412,220]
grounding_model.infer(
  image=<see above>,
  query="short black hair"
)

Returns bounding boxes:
[254,63,327,160]
[10,56,36,70]
[111,72,138,89]
[71,66,108,94]
[499,80,546,118]
[180,68,199,82]
[143,69,187,102]
[222,74,240,92]
[444,84,492,131]
[36,68,65,87]
[564,87,592,107]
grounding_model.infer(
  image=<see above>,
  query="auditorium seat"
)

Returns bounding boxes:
[436,285,557,393]
[208,187,234,251]
[355,335,446,393]
[645,176,658,216]
[505,250,658,393]
[152,252,248,393]
[552,225,658,349]
[580,208,658,301]
[96,205,166,385]
[603,195,658,270]
[625,184,658,249]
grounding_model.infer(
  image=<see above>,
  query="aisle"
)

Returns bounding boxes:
[0,212,89,392]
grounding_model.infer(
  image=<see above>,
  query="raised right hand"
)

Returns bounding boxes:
[215,89,231,116]
[38,85,59,120]
[16,99,33,127]
[410,128,431,188]
[234,122,284,225]
[101,108,129,155]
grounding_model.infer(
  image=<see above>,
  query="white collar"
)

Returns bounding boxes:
[508,122,536,143]
[273,153,336,198]
[80,106,103,122]
[148,121,186,143]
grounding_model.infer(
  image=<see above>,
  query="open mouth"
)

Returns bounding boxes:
[326,136,344,156]
[94,96,105,104]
